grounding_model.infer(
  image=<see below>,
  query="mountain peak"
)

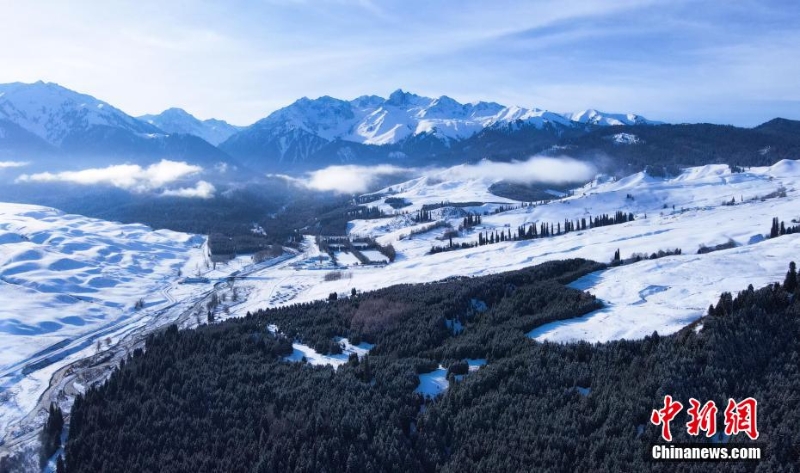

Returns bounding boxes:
[138,107,241,145]
[386,89,420,107]
[0,81,159,145]
[564,109,660,126]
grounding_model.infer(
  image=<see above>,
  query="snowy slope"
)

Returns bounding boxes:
[0,203,201,370]
[225,160,800,349]
[139,108,243,145]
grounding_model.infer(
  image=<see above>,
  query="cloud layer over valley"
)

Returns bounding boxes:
[15,159,215,197]
[274,157,596,194]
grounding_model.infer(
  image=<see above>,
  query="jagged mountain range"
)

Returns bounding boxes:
[217,89,660,168]
[1,81,799,176]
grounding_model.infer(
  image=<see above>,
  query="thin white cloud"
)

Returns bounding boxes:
[161,180,216,199]
[274,157,595,194]
[305,164,409,193]
[443,157,596,184]
[16,159,202,192]
[0,161,29,168]
[270,164,410,194]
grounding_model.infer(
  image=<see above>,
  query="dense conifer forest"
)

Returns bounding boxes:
[61,259,800,472]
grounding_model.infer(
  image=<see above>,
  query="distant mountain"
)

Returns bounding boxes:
[562,109,661,126]
[753,117,800,137]
[0,81,237,171]
[2,81,798,178]
[139,108,243,146]
[220,89,660,171]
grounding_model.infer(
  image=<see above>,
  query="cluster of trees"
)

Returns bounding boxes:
[354,194,384,204]
[343,205,386,220]
[431,211,634,255]
[488,181,575,202]
[504,211,635,243]
[208,232,273,256]
[252,245,284,263]
[611,247,682,266]
[384,197,411,209]
[39,403,64,468]
[459,213,481,230]
[769,217,800,238]
[697,239,737,254]
[62,259,800,472]
[413,208,435,223]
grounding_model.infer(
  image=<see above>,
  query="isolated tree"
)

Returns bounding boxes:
[785,261,798,293]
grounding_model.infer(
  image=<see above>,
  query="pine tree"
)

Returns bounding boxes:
[784,261,797,293]
[770,217,780,238]
[39,403,64,467]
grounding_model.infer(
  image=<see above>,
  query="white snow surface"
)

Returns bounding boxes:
[611,132,641,144]
[269,322,373,370]
[415,366,449,397]
[0,203,201,370]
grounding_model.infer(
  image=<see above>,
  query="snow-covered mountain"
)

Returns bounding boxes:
[139,108,243,146]
[0,81,161,146]
[563,109,661,126]
[0,81,237,170]
[220,89,659,168]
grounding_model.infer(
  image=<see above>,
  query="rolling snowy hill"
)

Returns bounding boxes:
[0,203,203,371]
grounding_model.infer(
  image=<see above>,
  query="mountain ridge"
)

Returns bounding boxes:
[139,107,243,146]
[2,81,799,176]
[0,81,239,171]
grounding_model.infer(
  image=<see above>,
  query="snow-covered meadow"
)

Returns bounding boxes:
[0,204,204,370]
[268,160,800,345]
[1,158,799,456]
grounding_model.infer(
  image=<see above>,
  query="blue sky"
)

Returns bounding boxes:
[1,0,798,126]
